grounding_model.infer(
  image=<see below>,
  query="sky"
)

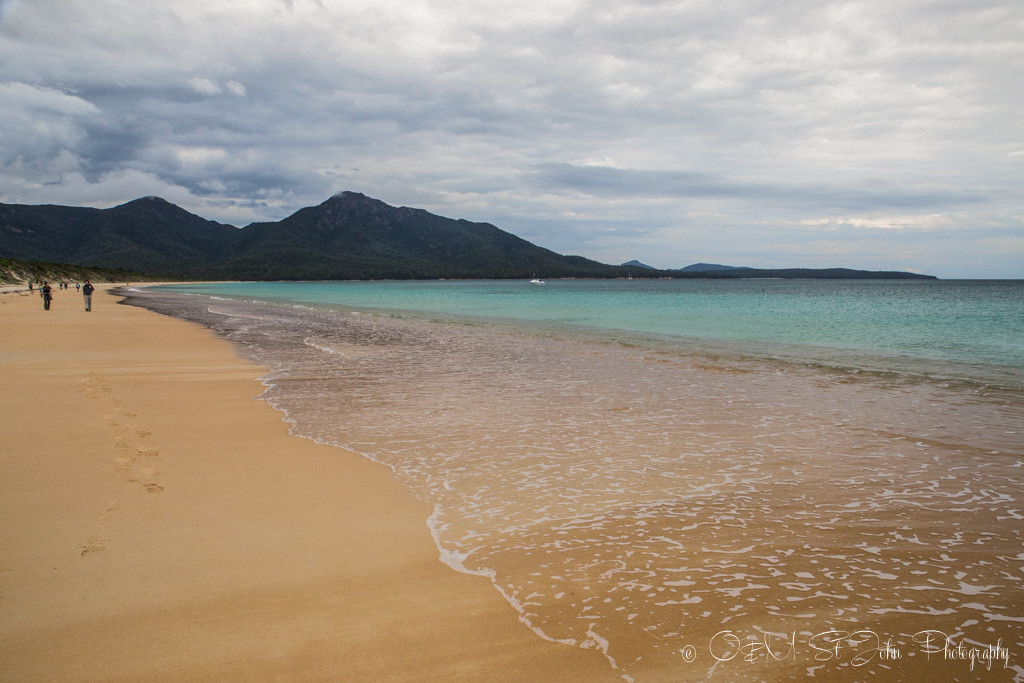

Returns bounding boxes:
[1,0,1022,278]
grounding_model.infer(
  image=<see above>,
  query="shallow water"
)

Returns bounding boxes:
[127,281,1024,682]
[159,279,1024,390]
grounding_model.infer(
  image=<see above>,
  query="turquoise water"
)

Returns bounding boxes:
[161,279,1024,388]
[133,280,1024,681]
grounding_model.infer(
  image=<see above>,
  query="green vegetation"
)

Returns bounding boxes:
[0,193,936,281]
[0,194,631,280]
[0,257,150,285]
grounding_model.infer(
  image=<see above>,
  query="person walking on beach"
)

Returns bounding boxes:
[82,280,95,312]
[41,281,53,310]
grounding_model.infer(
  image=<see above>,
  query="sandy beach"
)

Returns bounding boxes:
[0,285,617,682]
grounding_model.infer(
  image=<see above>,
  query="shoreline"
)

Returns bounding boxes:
[0,285,617,681]
[122,284,1024,682]
[145,279,1024,394]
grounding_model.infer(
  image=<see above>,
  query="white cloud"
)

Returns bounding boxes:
[0,81,101,178]
[798,215,960,232]
[0,81,98,115]
[189,78,247,96]
[189,77,222,95]
[0,166,192,208]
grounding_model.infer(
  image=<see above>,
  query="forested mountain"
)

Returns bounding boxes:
[0,193,628,280]
[0,192,935,280]
[215,192,627,280]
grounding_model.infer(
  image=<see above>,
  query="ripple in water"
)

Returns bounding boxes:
[128,291,1024,682]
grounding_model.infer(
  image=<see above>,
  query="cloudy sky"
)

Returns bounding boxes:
[1,0,1022,277]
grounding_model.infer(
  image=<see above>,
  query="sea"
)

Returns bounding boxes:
[126,278,1024,682]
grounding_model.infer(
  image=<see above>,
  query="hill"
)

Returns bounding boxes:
[677,263,743,272]
[677,266,933,279]
[620,260,657,270]
[0,193,629,280]
[1,193,936,280]
[217,192,626,280]
[0,257,150,285]
[0,197,238,278]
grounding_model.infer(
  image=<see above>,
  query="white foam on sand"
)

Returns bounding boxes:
[127,289,1024,683]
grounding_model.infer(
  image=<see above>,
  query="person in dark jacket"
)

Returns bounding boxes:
[41,281,53,310]
[82,280,95,312]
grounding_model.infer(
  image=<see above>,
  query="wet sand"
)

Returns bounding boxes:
[0,285,617,682]
[121,286,1024,683]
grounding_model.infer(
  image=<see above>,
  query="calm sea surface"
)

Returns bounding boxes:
[156,279,1024,389]
[133,279,1024,682]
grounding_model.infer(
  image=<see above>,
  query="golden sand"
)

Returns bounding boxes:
[0,285,616,681]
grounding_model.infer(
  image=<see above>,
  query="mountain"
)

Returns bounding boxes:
[620,260,657,270]
[0,196,238,277]
[680,266,934,279]
[678,263,743,272]
[0,193,628,280]
[0,192,937,280]
[217,192,626,280]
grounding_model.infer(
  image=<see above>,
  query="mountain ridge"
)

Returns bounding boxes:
[677,263,744,272]
[0,192,937,280]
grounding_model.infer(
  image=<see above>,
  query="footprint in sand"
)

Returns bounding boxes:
[80,538,108,556]
[97,499,121,521]
[145,484,164,493]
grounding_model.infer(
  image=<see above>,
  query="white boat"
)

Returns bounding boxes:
[529,277,545,285]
